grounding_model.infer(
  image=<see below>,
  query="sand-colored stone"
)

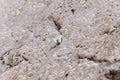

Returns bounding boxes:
[0,0,120,80]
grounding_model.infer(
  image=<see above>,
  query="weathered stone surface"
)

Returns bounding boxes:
[0,0,120,80]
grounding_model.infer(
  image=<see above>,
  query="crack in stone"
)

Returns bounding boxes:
[108,22,120,35]
[53,19,62,31]
[48,15,63,35]
[49,44,60,51]
[53,18,63,35]
[77,54,120,66]
[22,55,29,61]
[48,16,63,51]
[77,54,109,63]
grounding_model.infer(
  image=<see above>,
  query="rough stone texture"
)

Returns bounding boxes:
[0,0,120,80]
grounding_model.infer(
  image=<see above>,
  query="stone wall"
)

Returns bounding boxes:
[0,0,120,80]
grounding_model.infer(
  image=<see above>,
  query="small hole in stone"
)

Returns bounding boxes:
[30,30,33,32]
[65,10,67,12]
[28,73,33,77]
[75,44,83,48]
[77,54,84,59]
[114,58,117,61]
[99,71,101,73]
[95,52,98,54]
[16,40,18,42]
[71,9,75,14]
[89,56,94,60]
[105,70,120,80]
[65,73,69,77]
[57,55,61,57]
[103,30,110,34]
[85,7,87,9]
[2,61,5,64]
[109,14,112,16]
[43,38,46,41]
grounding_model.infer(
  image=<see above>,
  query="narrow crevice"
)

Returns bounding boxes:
[48,15,63,35]
[65,73,69,77]
[6,63,14,68]
[49,44,59,51]
[77,54,109,63]
[22,55,28,61]
[21,54,31,64]
[48,15,63,51]
[16,44,24,49]
[108,29,116,35]
[53,19,62,31]
[64,71,69,78]
[107,23,120,35]
[77,54,120,66]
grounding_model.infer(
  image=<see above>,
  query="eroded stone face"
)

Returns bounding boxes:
[0,0,120,80]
